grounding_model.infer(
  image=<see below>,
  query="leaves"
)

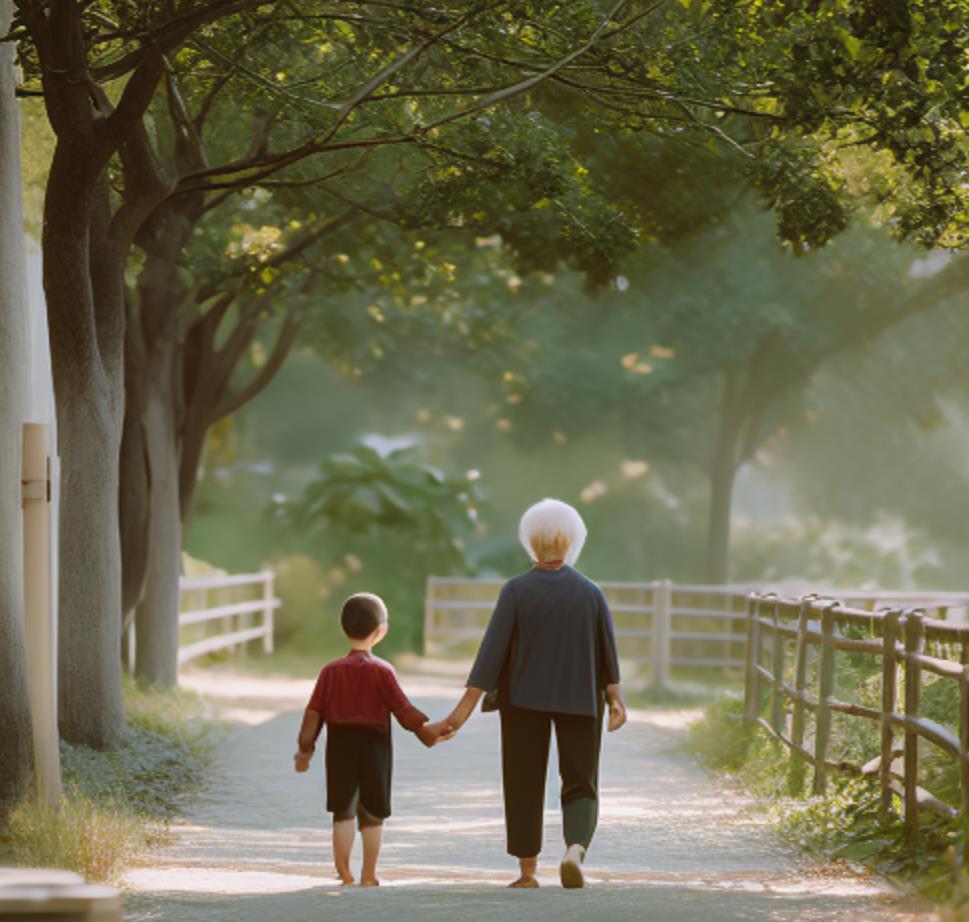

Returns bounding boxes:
[278,441,484,559]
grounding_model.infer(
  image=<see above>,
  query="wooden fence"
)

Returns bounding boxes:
[425,576,969,685]
[125,570,280,670]
[745,593,969,862]
[177,570,279,666]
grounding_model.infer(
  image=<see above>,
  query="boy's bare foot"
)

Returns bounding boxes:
[508,876,539,888]
[359,877,380,887]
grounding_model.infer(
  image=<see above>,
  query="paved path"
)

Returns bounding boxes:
[126,674,929,922]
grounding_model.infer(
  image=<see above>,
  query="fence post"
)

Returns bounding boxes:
[652,578,672,691]
[262,571,274,654]
[813,604,836,795]
[787,598,812,795]
[770,599,785,736]
[744,594,762,721]
[903,611,924,848]
[959,660,969,869]
[879,610,901,824]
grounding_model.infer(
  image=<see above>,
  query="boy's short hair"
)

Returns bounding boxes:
[341,592,388,640]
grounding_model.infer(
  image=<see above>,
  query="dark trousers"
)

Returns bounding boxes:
[499,703,604,859]
[325,724,392,822]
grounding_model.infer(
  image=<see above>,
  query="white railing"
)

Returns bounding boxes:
[424,576,969,686]
[177,569,279,666]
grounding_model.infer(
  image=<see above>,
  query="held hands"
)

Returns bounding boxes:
[293,750,312,773]
[417,719,456,748]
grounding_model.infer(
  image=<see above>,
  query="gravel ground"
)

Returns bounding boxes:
[125,674,932,922]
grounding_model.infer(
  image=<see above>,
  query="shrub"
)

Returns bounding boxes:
[6,795,147,884]
[687,695,754,772]
[2,675,212,883]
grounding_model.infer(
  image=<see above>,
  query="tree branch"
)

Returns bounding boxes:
[213,309,303,419]
[90,0,276,81]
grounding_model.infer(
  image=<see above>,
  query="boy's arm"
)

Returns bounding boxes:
[294,669,327,770]
[380,668,429,733]
[297,708,323,754]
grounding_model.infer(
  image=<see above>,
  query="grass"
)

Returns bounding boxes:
[2,674,213,884]
[688,695,968,907]
[5,795,150,885]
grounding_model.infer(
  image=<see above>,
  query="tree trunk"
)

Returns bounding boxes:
[704,371,744,585]
[44,152,126,748]
[705,439,738,585]
[119,399,150,625]
[133,381,182,686]
[55,398,126,747]
[179,416,209,528]
[0,0,35,813]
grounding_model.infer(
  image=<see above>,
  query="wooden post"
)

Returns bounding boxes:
[262,571,274,654]
[813,605,836,795]
[879,610,901,824]
[903,611,924,848]
[21,423,60,809]
[770,599,785,736]
[787,598,812,795]
[744,594,762,721]
[959,662,969,869]
[652,578,672,690]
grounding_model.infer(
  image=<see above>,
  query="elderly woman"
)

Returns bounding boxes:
[439,498,626,889]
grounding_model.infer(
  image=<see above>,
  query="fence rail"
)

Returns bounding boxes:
[177,570,279,666]
[744,593,969,863]
[125,570,279,670]
[425,576,969,684]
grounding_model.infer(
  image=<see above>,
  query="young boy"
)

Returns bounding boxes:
[294,592,446,887]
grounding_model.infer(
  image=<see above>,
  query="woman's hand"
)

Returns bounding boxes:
[417,720,455,748]
[294,750,312,772]
[444,687,485,735]
[606,684,627,732]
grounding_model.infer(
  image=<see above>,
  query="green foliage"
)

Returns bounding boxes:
[6,795,149,885]
[745,0,969,250]
[279,441,483,550]
[687,696,755,772]
[2,676,211,883]
[270,441,484,654]
[61,676,210,820]
[692,662,968,903]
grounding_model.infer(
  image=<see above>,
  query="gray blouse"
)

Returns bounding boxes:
[467,566,621,717]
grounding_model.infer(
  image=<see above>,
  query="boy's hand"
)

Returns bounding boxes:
[294,750,312,772]
[417,720,454,748]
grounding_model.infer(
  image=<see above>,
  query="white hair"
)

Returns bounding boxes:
[518,498,587,566]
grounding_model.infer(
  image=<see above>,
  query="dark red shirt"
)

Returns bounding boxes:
[301,651,427,747]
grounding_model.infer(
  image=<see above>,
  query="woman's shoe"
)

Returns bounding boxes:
[559,844,586,888]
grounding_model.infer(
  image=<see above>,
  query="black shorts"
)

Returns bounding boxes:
[325,724,392,821]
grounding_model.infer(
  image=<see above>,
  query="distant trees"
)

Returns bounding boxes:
[490,207,969,582]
